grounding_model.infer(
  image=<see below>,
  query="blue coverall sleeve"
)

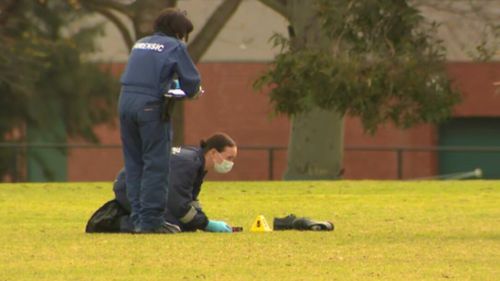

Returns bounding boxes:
[173,44,201,97]
[167,158,208,230]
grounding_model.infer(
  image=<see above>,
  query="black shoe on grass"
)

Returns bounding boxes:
[273,214,298,230]
[273,214,334,231]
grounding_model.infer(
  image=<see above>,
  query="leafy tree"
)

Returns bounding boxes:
[255,0,467,179]
[0,0,118,180]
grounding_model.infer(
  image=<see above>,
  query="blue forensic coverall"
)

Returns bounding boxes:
[114,146,210,232]
[119,32,201,231]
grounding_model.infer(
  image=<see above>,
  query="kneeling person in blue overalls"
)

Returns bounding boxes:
[119,8,202,233]
[86,133,237,233]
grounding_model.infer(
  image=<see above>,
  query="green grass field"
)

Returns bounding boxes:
[0,181,499,281]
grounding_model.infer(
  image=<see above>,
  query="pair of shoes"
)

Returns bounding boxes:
[138,221,181,234]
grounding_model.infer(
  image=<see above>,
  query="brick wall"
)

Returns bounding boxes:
[66,62,500,181]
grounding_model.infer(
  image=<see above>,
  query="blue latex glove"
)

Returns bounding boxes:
[205,220,232,233]
[170,79,180,89]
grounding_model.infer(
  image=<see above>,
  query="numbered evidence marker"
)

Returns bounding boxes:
[250,215,272,232]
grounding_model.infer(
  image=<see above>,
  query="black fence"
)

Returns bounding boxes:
[0,143,287,182]
[1,143,500,181]
[345,145,500,180]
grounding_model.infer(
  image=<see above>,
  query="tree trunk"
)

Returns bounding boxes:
[132,0,169,38]
[283,0,344,180]
[284,108,344,180]
[187,0,243,62]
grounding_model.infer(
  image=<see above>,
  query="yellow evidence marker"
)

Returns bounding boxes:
[250,215,273,232]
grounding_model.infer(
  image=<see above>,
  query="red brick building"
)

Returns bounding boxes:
[66,61,500,181]
[19,1,498,181]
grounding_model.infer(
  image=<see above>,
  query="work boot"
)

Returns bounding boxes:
[292,217,334,231]
[273,214,297,230]
[139,221,181,234]
[273,214,334,231]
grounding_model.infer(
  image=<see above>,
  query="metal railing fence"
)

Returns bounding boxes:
[344,145,500,180]
[1,143,500,181]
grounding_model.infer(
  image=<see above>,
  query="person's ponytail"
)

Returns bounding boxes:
[200,139,207,149]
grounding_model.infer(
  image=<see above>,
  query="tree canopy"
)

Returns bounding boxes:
[0,0,118,179]
[255,0,462,134]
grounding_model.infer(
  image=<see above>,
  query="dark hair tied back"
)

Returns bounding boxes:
[200,133,236,154]
[199,139,207,149]
[154,8,194,41]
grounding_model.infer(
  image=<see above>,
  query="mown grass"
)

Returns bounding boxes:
[0,181,499,281]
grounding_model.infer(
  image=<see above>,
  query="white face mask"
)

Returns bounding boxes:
[214,152,234,174]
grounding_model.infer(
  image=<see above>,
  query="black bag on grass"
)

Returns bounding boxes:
[85,200,128,233]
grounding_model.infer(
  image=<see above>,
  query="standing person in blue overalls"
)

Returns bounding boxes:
[119,8,202,233]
